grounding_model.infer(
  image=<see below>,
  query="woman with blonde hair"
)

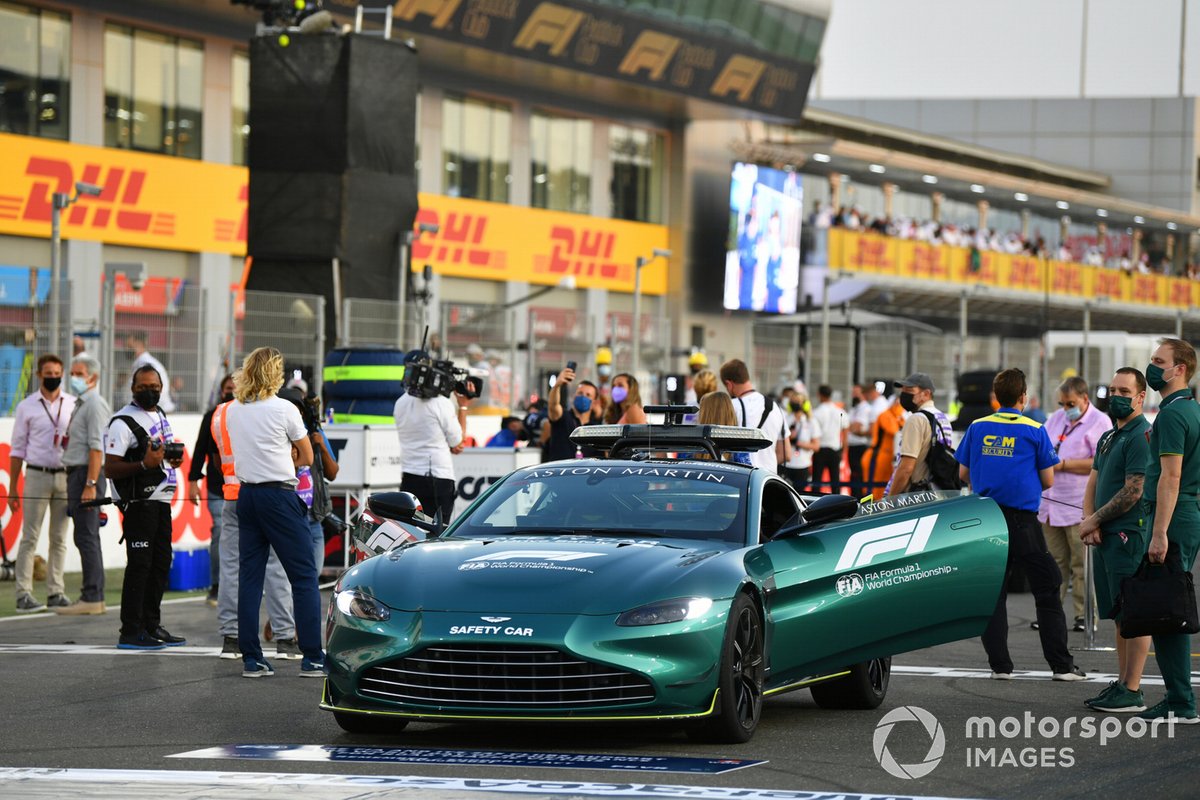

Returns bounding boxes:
[692,369,718,404]
[605,372,647,424]
[696,392,751,465]
[225,347,323,678]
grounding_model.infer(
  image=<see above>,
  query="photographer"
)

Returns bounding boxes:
[279,386,339,571]
[393,352,468,523]
[225,347,322,678]
[103,365,185,650]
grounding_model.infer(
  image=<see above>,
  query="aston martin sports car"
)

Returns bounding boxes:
[322,416,1008,743]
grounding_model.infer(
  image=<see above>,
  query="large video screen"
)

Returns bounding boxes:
[724,163,803,313]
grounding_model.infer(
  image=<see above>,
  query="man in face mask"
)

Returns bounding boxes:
[103,365,185,649]
[188,375,235,606]
[8,354,76,612]
[57,355,112,615]
[1135,338,1200,723]
[542,365,600,463]
[1038,376,1110,633]
[1079,367,1151,713]
[886,373,952,496]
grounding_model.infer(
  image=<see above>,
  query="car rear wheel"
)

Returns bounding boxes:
[809,656,891,709]
[333,710,410,735]
[688,593,764,743]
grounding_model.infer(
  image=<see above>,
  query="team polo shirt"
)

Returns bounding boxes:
[1144,388,1200,503]
[956,407,1058,512]
[1091,413,1151,536]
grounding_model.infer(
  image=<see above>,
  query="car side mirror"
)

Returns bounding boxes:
[772,494,860,539]
[366,491,442,535]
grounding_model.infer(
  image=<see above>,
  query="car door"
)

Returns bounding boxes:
[754,493,1008,684]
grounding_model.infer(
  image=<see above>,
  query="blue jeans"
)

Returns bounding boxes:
[237,486,323,662]
[308,515,324,574]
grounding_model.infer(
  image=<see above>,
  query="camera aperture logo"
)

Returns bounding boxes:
[873,705,945,779]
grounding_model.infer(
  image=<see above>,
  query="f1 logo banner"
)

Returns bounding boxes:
[836,515,939,571]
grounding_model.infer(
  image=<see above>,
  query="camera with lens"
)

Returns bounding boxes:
[403,352,485,401]
[278,387,323,434]
[163,442,185,461]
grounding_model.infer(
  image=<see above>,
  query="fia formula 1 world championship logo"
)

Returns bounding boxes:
[873,705,946,779]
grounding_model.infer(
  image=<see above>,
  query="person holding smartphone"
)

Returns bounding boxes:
[542,362,600,463]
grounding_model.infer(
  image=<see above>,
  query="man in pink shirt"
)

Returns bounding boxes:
[1038,376,1111,631]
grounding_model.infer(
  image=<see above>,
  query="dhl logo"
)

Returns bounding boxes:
[213,184,248,243]
[1170,279,1192,306]
[852,237,894,271]
[533,226,632,281]
[411,208,506,269]
[1093,270,1123,299]
[0,157,175,237]
[1131,275,1161,303]
[1051,263,1083,294]
[1008,257,1041,289]
[909,244,950,278]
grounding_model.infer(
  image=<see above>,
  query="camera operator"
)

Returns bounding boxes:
[542,366,600,462]
[393,354,468,523]
[279,386,339,572]
[103,365,185,650]
[225,347,322,678]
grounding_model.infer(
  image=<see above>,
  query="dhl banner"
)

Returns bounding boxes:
[830,228,1197,310]
[0,134,668,293]
[412,194,668,294]
[0,133,247,255]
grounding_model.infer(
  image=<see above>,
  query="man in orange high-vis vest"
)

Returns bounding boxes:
[211,396,299,661]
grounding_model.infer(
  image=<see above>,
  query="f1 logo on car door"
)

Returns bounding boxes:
[835,515,938,571]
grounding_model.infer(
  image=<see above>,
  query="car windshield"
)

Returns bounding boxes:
[448,462,751,544]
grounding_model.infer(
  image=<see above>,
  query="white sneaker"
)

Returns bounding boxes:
[1053,666,1087,681]
[991,671,1014,680]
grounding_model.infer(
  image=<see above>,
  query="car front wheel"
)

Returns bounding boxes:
[688,593,764,743]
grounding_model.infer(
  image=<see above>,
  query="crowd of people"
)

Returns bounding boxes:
[813,202,1188,277]
[9,334,1200,722]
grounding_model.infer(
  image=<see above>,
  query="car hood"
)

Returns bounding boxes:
[356,536,741,615]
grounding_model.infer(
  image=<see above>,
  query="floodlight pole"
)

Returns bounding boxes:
[50,193,66,360]
[632,248,671,376]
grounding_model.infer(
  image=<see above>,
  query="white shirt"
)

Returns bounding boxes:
[731,390,790,474]
[394,393,463,480]
[812,400,848,449]
[131,351,176,412]
[104,402,177,503]
[11,390,75,467]
[225,396,307,485]
[785,414,822,470]
[847,400,873,448]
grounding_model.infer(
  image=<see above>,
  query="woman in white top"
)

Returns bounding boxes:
[783,393,821,494]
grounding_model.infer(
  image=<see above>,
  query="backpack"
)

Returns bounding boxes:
[914,410,962,491]
[108,414,167,507]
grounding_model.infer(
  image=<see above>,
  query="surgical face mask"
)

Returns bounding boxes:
[133,388,161,410]
[69,375,88,395]
[572,394,592,413]
[42,376,61,392]
[1146,363,1171,392]
[611,385,628,404]
[1108,395,1134,420]
[1063,405,1083,422]
[898,392,919,413]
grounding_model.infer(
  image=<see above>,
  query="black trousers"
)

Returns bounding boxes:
[812,448,842,494]
[981,506,1074,674]
[782,466,810,494]
[119,501,173,636]
[401,472,456,523]
[847,444,868,494]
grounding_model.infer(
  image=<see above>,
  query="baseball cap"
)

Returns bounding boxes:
[894,372,935,392]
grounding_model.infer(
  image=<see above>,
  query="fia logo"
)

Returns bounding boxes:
[835,515,938,571]
[836,573,864,597]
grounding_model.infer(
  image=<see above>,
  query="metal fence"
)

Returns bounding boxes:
[0,285,70,415]
[232,290,326,400]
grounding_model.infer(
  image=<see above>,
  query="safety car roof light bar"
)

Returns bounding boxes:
[570,423,772,461]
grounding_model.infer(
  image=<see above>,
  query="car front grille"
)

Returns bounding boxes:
[358,644,655,709]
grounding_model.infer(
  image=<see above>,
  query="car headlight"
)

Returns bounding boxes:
[616,597,713,626]
[334,588,391,622]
